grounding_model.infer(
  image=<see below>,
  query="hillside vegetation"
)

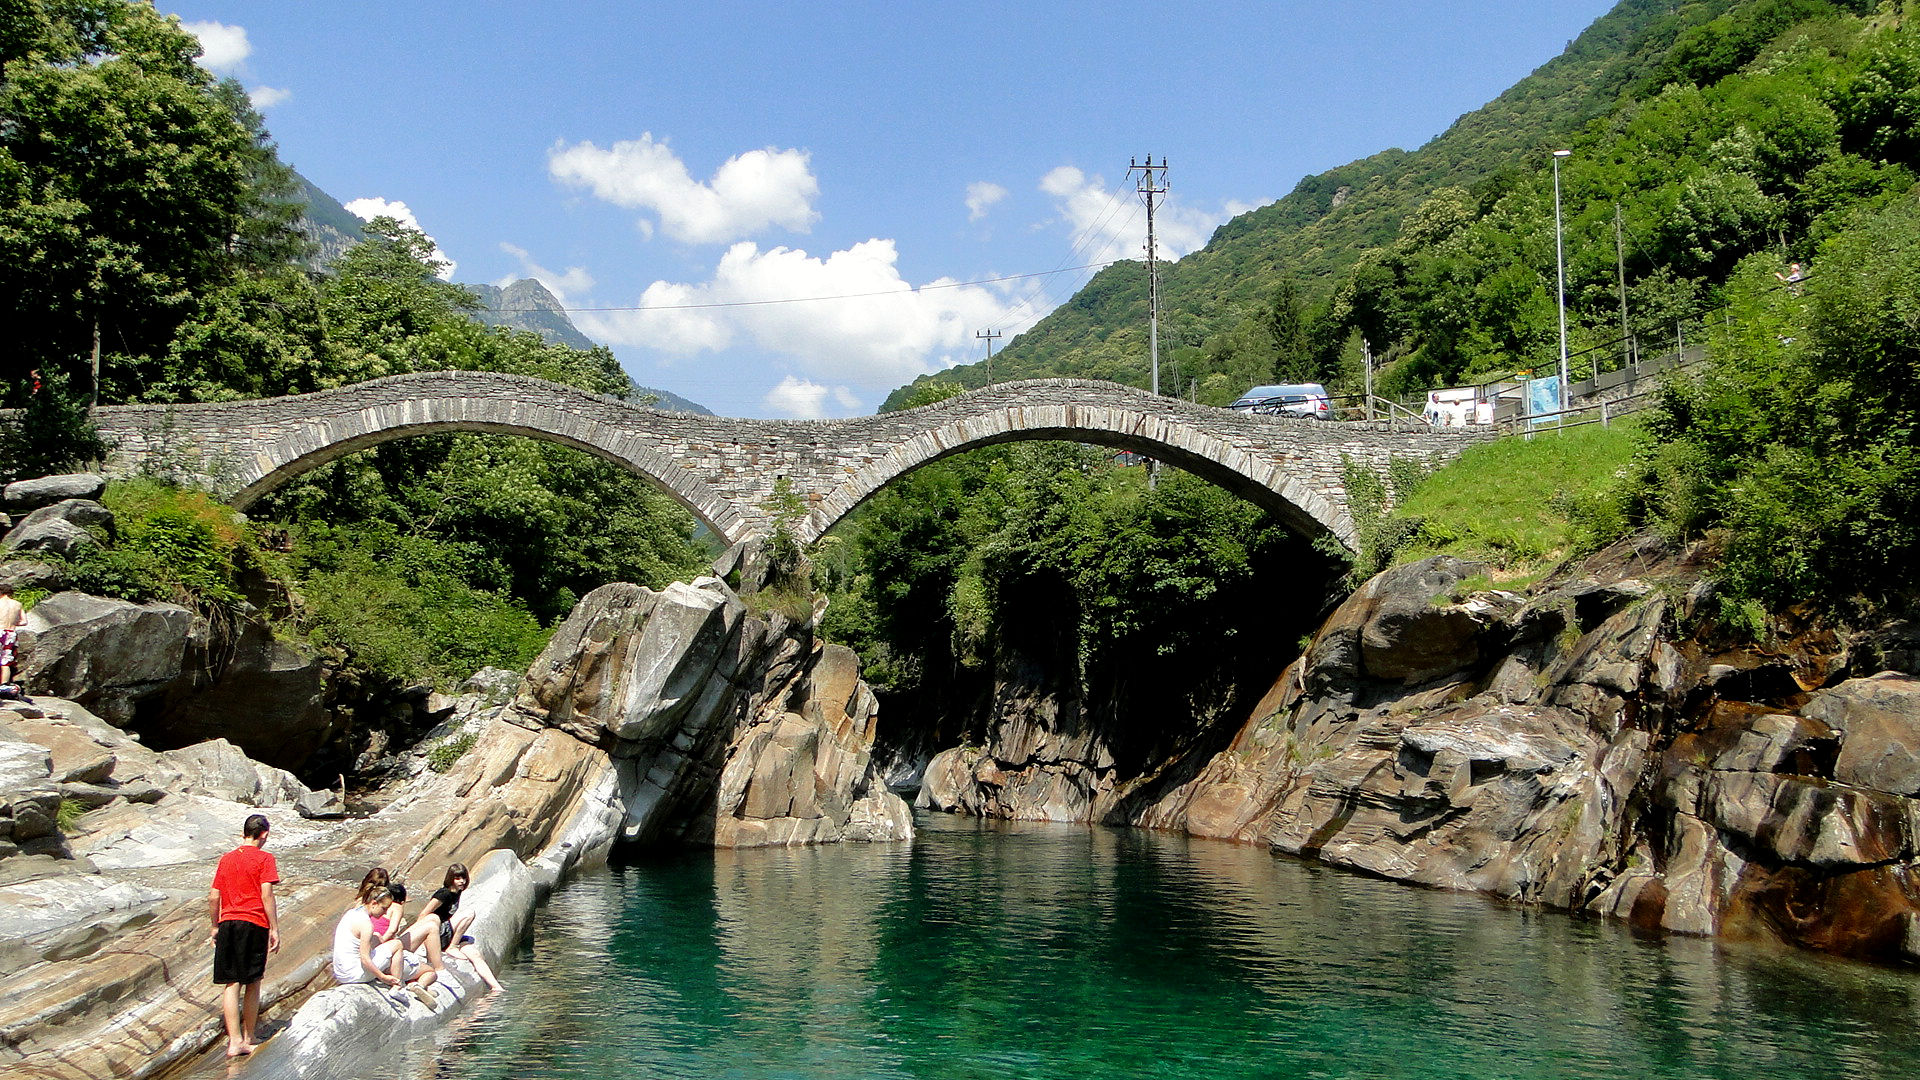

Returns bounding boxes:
[889,0,1899,407]
[0,2,704,688]
[879,0,1919,625]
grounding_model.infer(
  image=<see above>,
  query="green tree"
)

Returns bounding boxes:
[0,1,302,404]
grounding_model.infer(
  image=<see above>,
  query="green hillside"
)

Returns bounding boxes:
[886,0,1888,409]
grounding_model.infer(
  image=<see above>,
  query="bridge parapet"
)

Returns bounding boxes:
[90,372,1496,550]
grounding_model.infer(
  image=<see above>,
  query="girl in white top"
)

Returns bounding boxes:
[330,887,437,1004]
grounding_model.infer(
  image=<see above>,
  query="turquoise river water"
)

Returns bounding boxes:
[424,813,1920,1080]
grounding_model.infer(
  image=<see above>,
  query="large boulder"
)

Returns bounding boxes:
[16,594,193,726]
[1,499,114,559]
[3,474,105,515]
[1308,555,1500,687]
[148,616,331,772]
[159,739,313,807]
[1803,673,1920,796]
[515,578,909,848]
[0,559,66,594]
[519,579,746,746]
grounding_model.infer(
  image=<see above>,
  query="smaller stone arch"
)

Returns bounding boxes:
[796,384,1359,548]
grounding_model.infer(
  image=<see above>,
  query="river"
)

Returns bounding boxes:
[423,812,1920,1079]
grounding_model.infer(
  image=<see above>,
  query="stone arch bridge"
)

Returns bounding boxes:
[91,372,1494,549]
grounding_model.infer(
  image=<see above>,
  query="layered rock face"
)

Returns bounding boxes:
[922,538,1920,965]
[509,575,912,848]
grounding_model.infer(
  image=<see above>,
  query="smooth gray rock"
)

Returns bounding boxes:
[2,499,115,559]
[17,593,194,726]
[59,753,116,785]
[0,559,65,593]
[3,474,105,514]
[1,516,97,558]
[0,740,54,792]
[294,787,347,819]
[1805,674,1920,796]
[162,739,313,807]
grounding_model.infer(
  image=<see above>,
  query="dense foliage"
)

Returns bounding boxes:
[823,385,1339,767]
[886,0,1919,621]
[0,1,705,689]
[887,0,1902,409]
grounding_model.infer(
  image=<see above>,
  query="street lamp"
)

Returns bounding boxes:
[1552,149,1572,421]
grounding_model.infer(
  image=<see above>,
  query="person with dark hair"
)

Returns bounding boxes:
[0,583,25,697]
[356,868,405,945]
[405,863,504,992]
[208,814,280,1057]
[330,885,437,1006]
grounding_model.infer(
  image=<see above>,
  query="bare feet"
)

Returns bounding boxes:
[225,1042,254,1058]
[408,983,437,1008]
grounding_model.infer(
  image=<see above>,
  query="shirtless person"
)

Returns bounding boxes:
[0,583,24,694]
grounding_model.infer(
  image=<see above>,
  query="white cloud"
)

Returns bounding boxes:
[576,237,1040,397]
[343,197,457,280]
[247,86,291,110]
[965,181,1008,222]
[181,20,250,73]
[1039,165,1250,263]
[763,376,861,419]
[549,134,819,245]
[497,243,595,302]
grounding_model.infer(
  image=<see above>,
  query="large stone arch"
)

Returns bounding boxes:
[93,372,754,541]
[798,391,1358,548]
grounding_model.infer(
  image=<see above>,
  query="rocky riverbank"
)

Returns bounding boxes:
[918,536,1920,966]
[0,546,910,1079]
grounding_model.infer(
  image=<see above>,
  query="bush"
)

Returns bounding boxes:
[425,731,477,773]
[0,371,109,484]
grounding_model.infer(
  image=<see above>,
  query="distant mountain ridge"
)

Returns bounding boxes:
[287,177,712,416]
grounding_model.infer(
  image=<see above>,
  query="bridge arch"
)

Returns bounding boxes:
[798,391,1357,548]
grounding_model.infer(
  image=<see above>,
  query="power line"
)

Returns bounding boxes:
[481,261,1115,314]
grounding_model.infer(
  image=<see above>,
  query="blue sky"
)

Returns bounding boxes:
[164,1,1617,419]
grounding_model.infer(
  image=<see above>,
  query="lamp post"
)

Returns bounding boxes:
[1552,149,1572,422]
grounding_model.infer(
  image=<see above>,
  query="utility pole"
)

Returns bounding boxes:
[1614,205,1632,369]
[1362,338,1374,421]
[1551,149,1572,423]
[1129,156,1167,398]
[975,328,1001,386]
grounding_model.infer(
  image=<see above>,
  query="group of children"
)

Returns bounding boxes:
[328,862,506,1004]
[207,812,506,1060]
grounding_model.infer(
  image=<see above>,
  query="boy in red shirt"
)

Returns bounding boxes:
[208,814,280,1057]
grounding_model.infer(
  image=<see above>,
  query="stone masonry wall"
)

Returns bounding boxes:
[90,373,1495,549]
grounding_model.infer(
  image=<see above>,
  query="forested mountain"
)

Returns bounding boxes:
[886,0,1892,409]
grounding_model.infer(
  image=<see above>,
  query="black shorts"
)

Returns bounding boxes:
[212,920,269,985]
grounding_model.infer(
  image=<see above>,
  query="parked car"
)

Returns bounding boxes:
[1228,383,1332,420]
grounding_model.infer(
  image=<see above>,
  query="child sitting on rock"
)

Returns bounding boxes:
[404,863,504,992]
[330,886,437,1007]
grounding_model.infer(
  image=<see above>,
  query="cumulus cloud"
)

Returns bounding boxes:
[181,20,250,73]
[344,197,457,280]
[575,237,1040,399]
[965,181,1008,222]
[1039,165,1250,263]
[248,86,291,109]
[497,243,595,302]
[763,376,862,419]
[549,134,820,245]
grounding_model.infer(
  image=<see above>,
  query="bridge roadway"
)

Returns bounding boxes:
[90,372,1496,549]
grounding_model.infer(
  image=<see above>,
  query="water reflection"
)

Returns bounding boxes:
[431,814,1920,1080]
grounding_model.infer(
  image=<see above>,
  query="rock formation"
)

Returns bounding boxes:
[919,537,1920,967]
[0,545,908,1078]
